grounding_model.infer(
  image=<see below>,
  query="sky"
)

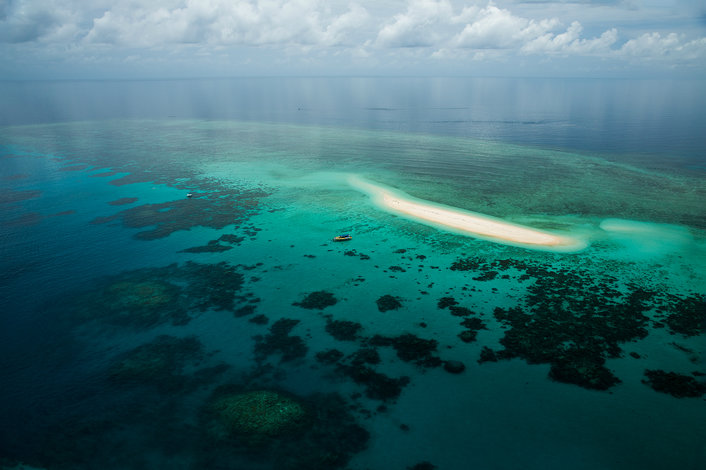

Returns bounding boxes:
[1,0,705,79]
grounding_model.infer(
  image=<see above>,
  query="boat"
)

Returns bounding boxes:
[186,193,193,198]
[333,234,352,242]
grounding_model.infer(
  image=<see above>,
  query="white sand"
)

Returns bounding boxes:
[348,175,586,252]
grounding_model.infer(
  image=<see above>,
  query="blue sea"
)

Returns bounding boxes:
[0,77,705,470]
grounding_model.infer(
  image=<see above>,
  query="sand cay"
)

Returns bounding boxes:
[348,175,586,252]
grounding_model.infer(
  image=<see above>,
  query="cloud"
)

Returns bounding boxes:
[0,0,79,43]
[0,0,705,77]
[617,32,706,63]
[375,0,454,47]
[452,4,560,49]
[521,21,618,55]
[81,0,369,48]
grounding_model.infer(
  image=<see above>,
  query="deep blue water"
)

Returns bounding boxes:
[0,78,705,470]
[2,77,705,165]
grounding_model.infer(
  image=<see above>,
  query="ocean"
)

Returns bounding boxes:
[0,77,704,470]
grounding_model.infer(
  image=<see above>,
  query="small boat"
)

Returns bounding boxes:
[186,193,193,198]
[333,234,352,242]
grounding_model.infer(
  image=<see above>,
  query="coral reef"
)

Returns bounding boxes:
[210,389,308,443]
[478,346,498,364]
[325,319,362,341]
[254,318,308,362]
[369,334,442,368]
[91,187,265,241]
[448,256,652,390]
[457,317,487,343]
[200,387,369,469]
[315,346,407,402]
[179,233,246,253]
[376,294,402,312]
[315,349,345,365]
[408,462,438,470]
[70,261,245,328]
[642,370,706,398]
[443,360,466,374]
[293,291,338,310]
[663,293,706,337]
[108,197,138,206]
[109,335,226,392]
[338,364,410,402]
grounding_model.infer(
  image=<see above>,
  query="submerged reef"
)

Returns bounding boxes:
[293,291,338,310]
[180,233,247,254]
[315,346,409,402]
[642,370,706,398]
[209,389,309,444]
[254,318,308,362]
[451,256,705,391]
[369,333,442,368]
[0,188,41,205]
[201,386,369,469]
[108,197,138,206]
[325,319,363,341]
[91,187,265,240]
[69,261,244,328]
[376,294,403,312]
[662,293,706,337]
[408,462,438,470]
[109,335,227,392]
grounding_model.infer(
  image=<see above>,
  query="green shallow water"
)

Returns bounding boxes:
[1,119,705,470]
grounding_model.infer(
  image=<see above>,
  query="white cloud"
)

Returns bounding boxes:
[521,21,618,55]
[619,32,681,57]
[81,0,370,48]
[452,4,560,49]
[616,31,706,64]
[375,0,454,47]
[0,1,705,77]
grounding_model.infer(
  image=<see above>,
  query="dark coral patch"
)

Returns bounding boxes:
[325,319,362,341]
[6,212,42,227]
[109,335,226,392]
[0,189,41,205]
[254,318,308,363]
[664,293,706,337]
[108,197,138,206]
[437,297,458,309]
[408,462,438,470]
[200,387,368,469]
[369,334,441,368]
[457,317,486,343]
[449,306,474,317]
[315,349,345,365]
[478,346,498,364]
[448,256,670,391]
[91,188,263,240]
[316,347,406,402]
[180,242,232,253]
[68,261,244,328]
[249,314,269,325]
[293,291,338,310]
[60,164,89,171]
[549,355,621,390]
[338,364,410,402]
[643,369,706,398]
[376,294,402,312]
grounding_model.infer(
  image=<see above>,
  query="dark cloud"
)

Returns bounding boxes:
[0,6,59,43]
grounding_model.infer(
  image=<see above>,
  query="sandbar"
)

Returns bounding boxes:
[348,175,585,252]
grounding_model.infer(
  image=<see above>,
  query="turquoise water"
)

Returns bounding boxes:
[0,79,705,470]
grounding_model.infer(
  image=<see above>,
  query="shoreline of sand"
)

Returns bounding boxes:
[348,175,586,252]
